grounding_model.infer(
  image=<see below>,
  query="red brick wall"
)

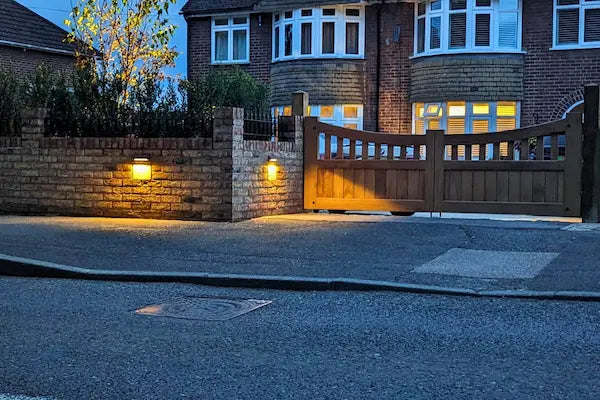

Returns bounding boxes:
[521,1,600,126]
[186,14,272,84]
[364,3,414,133]
[0,46,74,75]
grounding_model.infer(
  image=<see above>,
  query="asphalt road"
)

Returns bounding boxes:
[0,216,599,292]
[1,277,599,400]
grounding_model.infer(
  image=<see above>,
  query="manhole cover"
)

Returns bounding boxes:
[135,296,272,321]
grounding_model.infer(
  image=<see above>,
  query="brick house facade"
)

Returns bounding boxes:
[0,0,76,74]
[183,0,600,134]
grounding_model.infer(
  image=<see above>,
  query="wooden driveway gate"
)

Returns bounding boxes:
[303,112,583,217]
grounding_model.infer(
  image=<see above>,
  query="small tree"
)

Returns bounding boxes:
[65,0,179,106]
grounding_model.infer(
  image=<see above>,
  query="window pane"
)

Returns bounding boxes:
[584,9,600,42]
[428,119,441,130]
[447,118,465,134]
[301,9,312,17]
[476,0,491,6]
[323,9,336,16]
[475,14,491,46]
[496,118,516,132]
[283,106,292,117]
[431,1,442,11]
[450,0,467,10]
[346,23,359,54]
[323,22,335,53]
[449,13,467,48]
[344,106,359,119]
[417,18,426,53]
[274,27,280,58]
[215,31,228,61]
[285,24,293,56]
[301,23,312,54]
[344,123,358,129]
[497,102,517,116]
[415,120,425,134]
[558,9,580,45]
[448,102,466,117]
[418,2,426,16]
[346,9,360,17]
[498,12,519,48]
[430,16,441,49]
[214,18,228,26]
[473,103,490,115]
[233,30,247,60]
[284,11,293,19]
[321,106,334,118]
[472,120,490,133]
[233,17,247,25]
[416,103,425,118]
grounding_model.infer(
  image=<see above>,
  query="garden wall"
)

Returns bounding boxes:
[0,108,304,222]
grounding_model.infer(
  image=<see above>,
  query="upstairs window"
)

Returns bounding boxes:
[273,6,365,61]
[212,16,250,64]
[554,0,600,48]
[415,0,521,57]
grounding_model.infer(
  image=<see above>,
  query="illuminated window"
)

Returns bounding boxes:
[212,16,249,64]
[413,101,520,159]
[272,104,363,130]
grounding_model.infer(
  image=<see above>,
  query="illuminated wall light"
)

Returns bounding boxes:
[132,157,152,180]
[267,156,278,181]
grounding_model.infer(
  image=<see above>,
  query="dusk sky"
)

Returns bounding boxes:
[15,0,189,77]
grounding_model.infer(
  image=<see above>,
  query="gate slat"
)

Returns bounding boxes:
[375,143,382,160]
[497,171,509,202]
[473,171,485,201]
[545,171,558,203]
[536,136,544,160]
[386,170,398,198]
[398,170,408,199]
[387,145,395,160]
[336,137,343,160]
[479,144,487,160]
[551,134,559,160]
[365,169,375,199]
[485,171,497,201]
[325,135,331,159]
[493,143,500,160]
[343,169,354,198]
[362,141,369,160]
[349,139,356,160]
[508,171,521,202]
[333,168,344,198]
[354,169,365,199]
[520,171,533,202]
[533,171,546,202]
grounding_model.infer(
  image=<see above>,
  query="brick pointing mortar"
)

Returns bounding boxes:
[0,108,303,222]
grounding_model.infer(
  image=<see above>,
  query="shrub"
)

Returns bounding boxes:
[0,65,271,137]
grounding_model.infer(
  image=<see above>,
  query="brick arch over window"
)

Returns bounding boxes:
[550,89,585,121]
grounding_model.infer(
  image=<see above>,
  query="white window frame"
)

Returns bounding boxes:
[273,104,364,129]
[272,6,365,61]
[412,101,520,134]
[413,100,521,160]
[413,0,523,57]
[211,15,250,64]
[552,0,600,50]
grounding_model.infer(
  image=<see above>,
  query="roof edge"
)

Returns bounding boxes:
[0,40,76,56]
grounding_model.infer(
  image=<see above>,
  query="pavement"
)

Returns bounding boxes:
[1,277,599,400]
[0,213,599,297]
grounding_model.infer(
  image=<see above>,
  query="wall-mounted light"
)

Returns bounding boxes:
[132,157,152,180]
[267,156,278,181]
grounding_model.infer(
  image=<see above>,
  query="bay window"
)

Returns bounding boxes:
[415,0,521,56]
[274,104,364,129]
[273,6,365,61]
[212,16,250,64]
[554,0,600,49]
[413,101,519,159]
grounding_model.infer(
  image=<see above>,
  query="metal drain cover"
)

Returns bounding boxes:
[135,296,272,321]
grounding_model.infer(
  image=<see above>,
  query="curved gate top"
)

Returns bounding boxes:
[304,113,583,217]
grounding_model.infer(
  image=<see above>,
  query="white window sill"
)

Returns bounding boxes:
[211,61,250,65]
[550,44,600,51]
[410,50,526,60]
[272,55,365,63]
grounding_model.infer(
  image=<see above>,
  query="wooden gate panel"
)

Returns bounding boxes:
[304,114,583,217]
[304,118,433,212]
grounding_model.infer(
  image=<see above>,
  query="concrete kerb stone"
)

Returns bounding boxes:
[1,253,600,302]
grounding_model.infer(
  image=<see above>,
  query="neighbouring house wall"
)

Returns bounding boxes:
[0,108,303,222]
[186,14,272,83]
[521,1,600,126]
[0,46,74,75]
